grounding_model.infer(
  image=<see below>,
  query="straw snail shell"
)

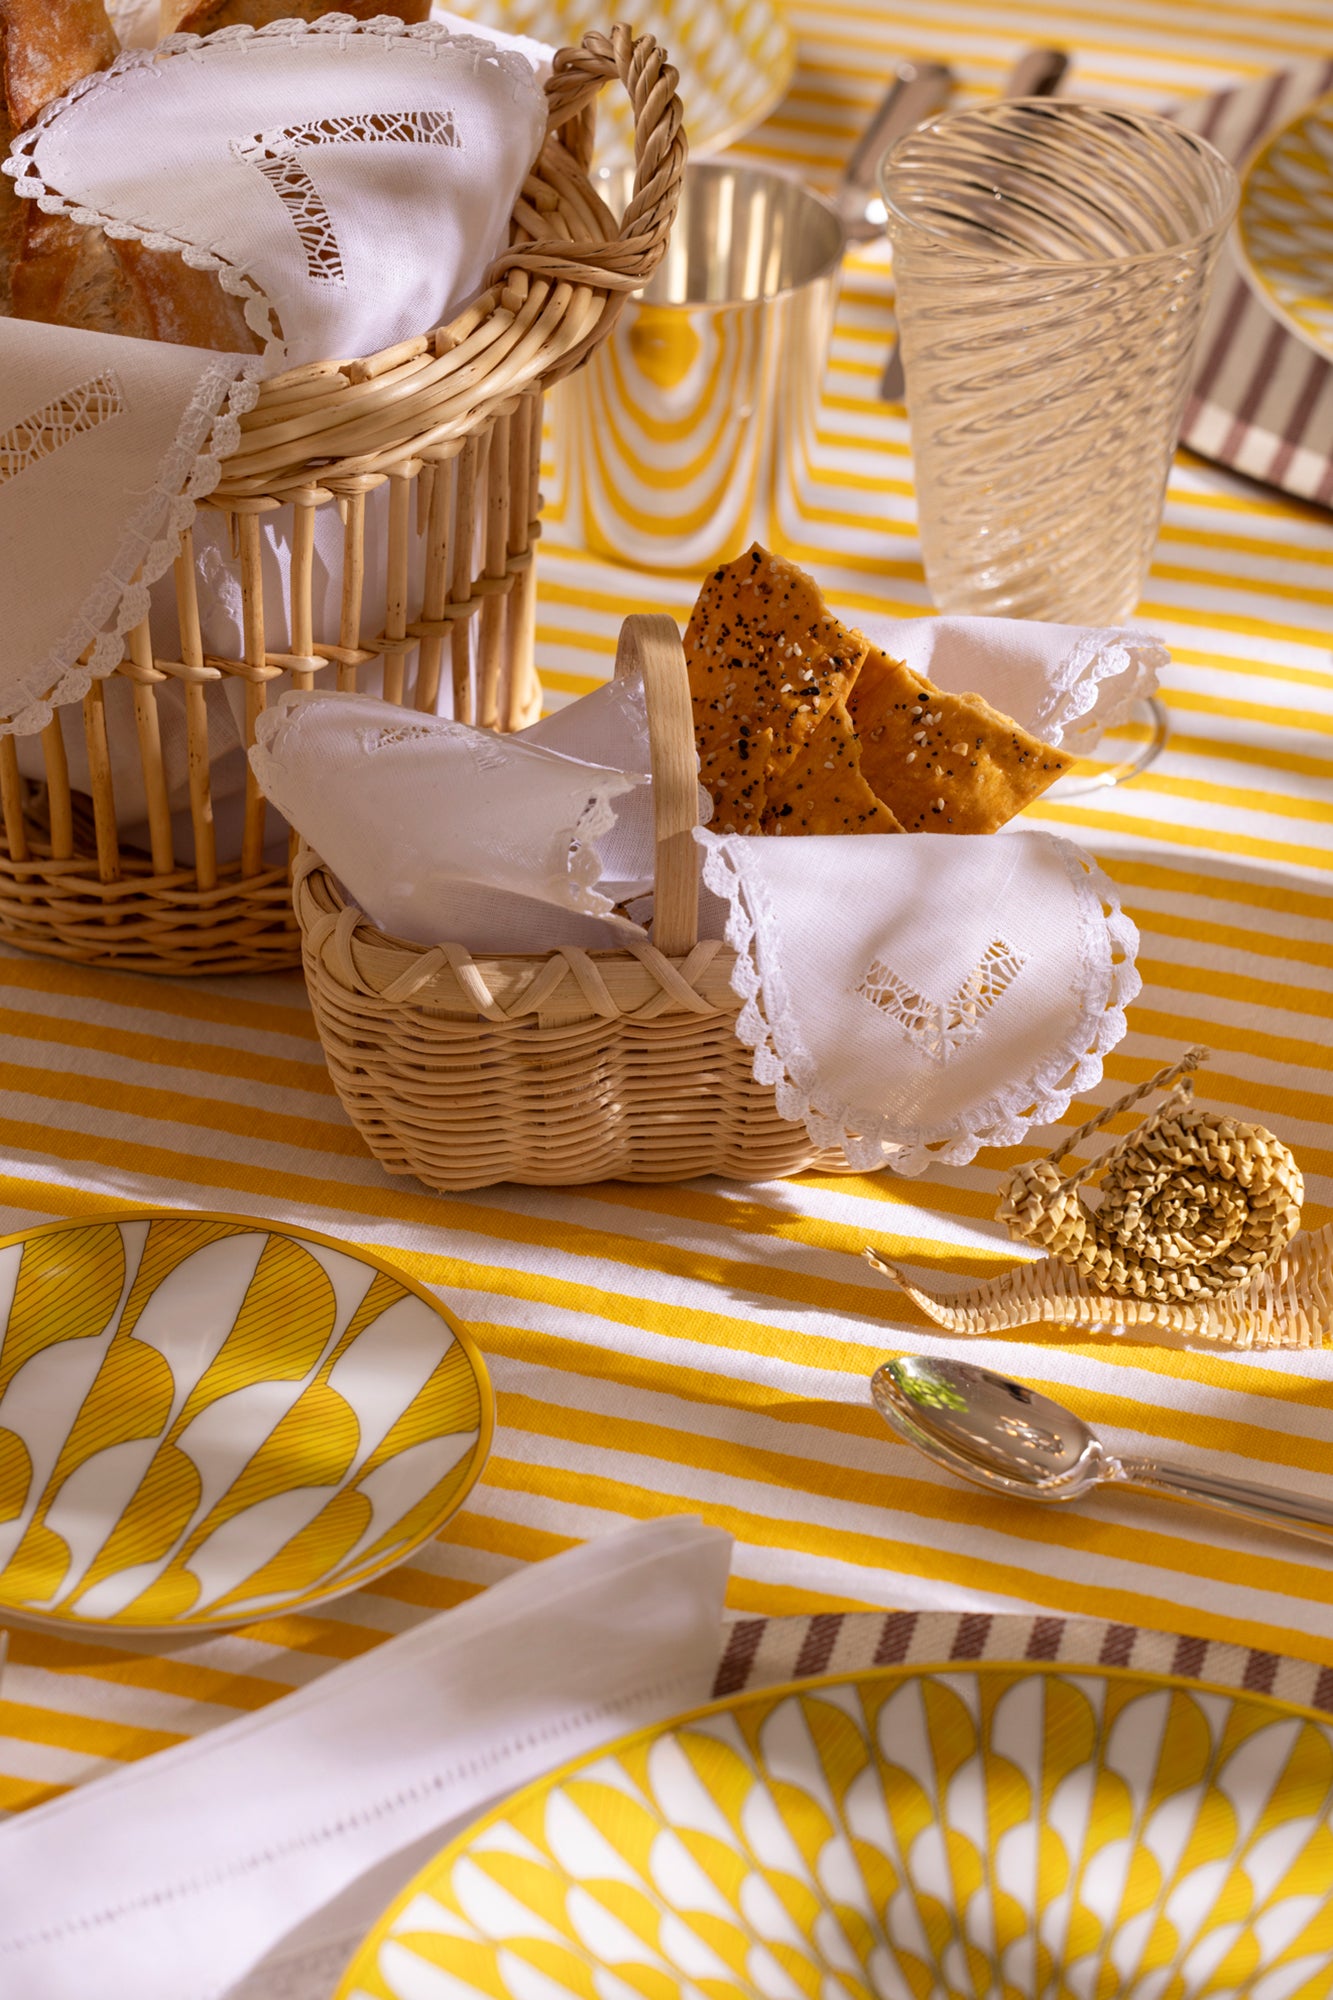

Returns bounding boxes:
[865,1050,1326,1349]
[997,1103,1304,1303]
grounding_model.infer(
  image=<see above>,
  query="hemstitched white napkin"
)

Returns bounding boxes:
[0,1514,733,2000]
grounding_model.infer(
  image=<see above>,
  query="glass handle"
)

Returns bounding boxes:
[1120,1457,1333,1550]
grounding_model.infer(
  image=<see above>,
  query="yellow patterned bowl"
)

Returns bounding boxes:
[455,0,796,166]
[0,1212,491,1631]
[339,1662,1333,1998]
[1236,90,1333,363]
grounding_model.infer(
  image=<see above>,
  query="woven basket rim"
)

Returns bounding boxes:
[215,26,686,497]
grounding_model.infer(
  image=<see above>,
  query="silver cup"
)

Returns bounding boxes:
[551,162,843,575]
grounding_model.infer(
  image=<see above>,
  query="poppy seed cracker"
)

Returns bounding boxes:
[685,544,872,830]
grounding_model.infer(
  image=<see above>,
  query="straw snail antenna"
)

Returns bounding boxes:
[997,1049,1304,1302]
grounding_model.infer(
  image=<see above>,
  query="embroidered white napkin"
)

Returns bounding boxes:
[697,826,1140,1173]
[250,687,656,949]
[848,611,1166,756]
[0,1514,733,2000]
[0,15,550,739]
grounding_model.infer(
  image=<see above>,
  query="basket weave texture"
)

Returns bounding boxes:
[0,27,685,976]
[295,617,850,1190]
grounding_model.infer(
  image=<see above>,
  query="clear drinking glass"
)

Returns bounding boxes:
[879,102,1238,627]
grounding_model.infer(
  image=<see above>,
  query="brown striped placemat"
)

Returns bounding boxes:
[1176,59,1333,508]
[715,1610,1333,1711]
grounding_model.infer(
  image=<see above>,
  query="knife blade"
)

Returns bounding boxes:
[878,46,1071,402]
[835,61,954,245]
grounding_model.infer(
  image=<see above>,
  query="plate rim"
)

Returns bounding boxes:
[335,1653,1333,1997]
[1234,85,1333,366]
[0,1206,495,1634]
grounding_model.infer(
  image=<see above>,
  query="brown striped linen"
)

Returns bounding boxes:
[716,1609,1333,1712]
[1176,59,1333,507]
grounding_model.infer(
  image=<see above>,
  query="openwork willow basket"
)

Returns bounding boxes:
[0,28,684,977]
[293,616,849,1189]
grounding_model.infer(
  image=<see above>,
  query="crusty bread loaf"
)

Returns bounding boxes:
[113,238,261,350]
[161,0,430,29]
[0,0,120,327]
[0,0,260,349]
[0,0,117,130]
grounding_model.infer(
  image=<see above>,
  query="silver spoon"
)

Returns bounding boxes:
[871,1355,1333,1550]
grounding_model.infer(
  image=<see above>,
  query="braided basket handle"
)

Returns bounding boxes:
[495,27,685,305]
[614,615,699,957]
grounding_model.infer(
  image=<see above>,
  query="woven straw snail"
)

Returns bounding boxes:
[866,1050,1331,1350]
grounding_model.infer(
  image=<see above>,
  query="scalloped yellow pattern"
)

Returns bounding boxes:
[0,1213,491,1631]
[340,1665,1333,2000]
[1238,91,1333,363]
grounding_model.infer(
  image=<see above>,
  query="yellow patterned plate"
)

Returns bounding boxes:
[0,1212,491,1631]
[1236,90,1333,363]
[453,0,796,167]
[339,1661,1333,1998]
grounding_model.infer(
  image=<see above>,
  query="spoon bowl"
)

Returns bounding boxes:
[871,1356,1106,1500]
[870,1353,1333,1552]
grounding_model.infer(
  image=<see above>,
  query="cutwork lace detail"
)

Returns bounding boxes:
[855,938,1027,1064]
[699,831,1142,1175]
[0,371,125,485]
[232,110,459,284]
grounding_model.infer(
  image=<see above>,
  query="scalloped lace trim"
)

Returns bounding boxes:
[1031,627,1169,749]
[699,833,1142,1176]
[0,357,262,740]
[3,14,547,366]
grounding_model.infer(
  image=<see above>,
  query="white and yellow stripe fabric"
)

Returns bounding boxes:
[1,0,1333,1820]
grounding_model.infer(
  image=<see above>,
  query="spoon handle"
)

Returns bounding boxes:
[1119,1457,1333,1549]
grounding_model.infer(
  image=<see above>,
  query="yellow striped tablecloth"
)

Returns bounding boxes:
[2,0,1332,1819]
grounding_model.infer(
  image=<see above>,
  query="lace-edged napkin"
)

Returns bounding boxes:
[0,14,550,737]
[849,610,1166,756]
[253,613,1143,1173]
[251,684,659,951]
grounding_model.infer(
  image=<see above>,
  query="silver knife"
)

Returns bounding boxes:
[835,61,954,245]
[878,46,1070,401]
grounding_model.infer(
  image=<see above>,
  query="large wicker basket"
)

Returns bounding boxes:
[0,28,684,977]
[293,615,850,1189]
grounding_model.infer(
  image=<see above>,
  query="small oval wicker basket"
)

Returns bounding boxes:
[293,615,851,1189]
[0,26,685,977]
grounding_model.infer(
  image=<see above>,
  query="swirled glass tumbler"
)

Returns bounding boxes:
[879,103,1238,623]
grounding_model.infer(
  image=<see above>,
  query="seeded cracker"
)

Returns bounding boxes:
[848,642,1073,833]
[762,701,903,833]
[685,545,871,829]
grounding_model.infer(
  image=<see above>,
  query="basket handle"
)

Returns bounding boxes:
[497,27,686,301]
[615,615,699,957]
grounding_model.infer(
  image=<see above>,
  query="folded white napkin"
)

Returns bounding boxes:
[849,611,1166,755]
[0,15,549,741]
[251,687,656,949]
[0,1514,732,2000]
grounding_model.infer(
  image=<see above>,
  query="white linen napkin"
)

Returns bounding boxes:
[697,825,1141,1174]
[848,611,1166,756]
[0,1514,732,2000]
[251,688,656,949]
[0,15,550,741]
